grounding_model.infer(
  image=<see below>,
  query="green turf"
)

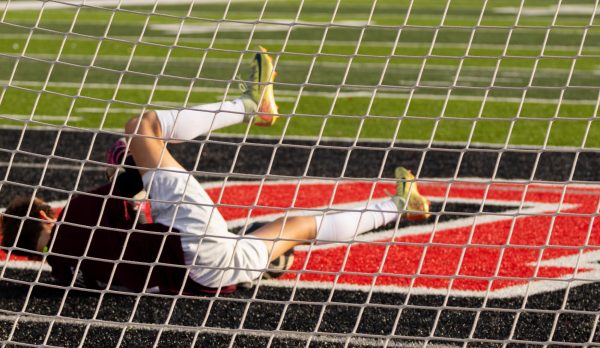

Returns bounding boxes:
[1,0,599,147]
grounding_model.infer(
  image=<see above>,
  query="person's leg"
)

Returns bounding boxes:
[248,216,317,261]
[249,200,399,261]
[120,46,280,172]
[112,47,284,288]
[250,167,431,262]
[124,111,182,176]
[154,46,279,142]
[155,99,247,142]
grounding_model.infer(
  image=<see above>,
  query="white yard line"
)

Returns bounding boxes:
[0,260,51,271]
[0,114,82,121]
[0,162,105,171]
[74,107,157,113]
[152,20,370,34]
[495,5,600,16]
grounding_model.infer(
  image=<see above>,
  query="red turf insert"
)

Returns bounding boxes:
[2,181,598,295]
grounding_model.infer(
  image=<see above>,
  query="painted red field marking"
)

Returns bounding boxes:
[2,181,599,296]
[206,181,600,295]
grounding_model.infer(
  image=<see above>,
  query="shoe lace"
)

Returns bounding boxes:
[235,74,248,93]
[237,74,249,95]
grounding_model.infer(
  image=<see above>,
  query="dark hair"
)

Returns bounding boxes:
[0,196,55,256]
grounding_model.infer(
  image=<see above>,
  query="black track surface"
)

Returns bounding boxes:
[1,129,599,347]
[1,270,599,347]
[2,128,600,207]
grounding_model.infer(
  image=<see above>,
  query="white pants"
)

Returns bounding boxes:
[142,168,269,288]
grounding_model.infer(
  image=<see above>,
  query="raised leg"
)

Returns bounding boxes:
[124,111,182,176]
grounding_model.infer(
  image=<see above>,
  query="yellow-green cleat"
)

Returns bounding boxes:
[241,46,279,127]
[391,167,431,221]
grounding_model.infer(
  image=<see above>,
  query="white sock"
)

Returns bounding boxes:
[156,99,247,141]
[314,200,398,244]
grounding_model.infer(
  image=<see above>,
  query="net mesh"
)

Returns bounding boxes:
[1,0,600,346]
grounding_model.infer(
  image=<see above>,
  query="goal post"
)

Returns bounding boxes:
[1,0,600,346]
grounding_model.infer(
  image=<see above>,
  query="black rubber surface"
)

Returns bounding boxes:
[0,271,599,347]
[1,129,599,347]
[1,128,600,207]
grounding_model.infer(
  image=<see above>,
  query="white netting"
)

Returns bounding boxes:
[1,0,600,346]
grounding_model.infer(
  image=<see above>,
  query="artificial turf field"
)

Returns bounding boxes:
[2,0,600,146]
[1,0,600,347]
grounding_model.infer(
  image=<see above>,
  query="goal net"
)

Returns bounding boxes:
[1,0,599,346]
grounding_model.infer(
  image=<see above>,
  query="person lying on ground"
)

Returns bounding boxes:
[0,47,430,294]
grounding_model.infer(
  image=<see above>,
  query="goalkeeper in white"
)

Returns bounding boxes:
[1,47,430,294]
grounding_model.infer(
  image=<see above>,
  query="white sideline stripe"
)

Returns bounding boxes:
[0,162,106,171]
[495,5,600,16]
[0,260,51,272]
[3,0,257,11]
[152,20,370,34]
[75,107,163,113]
[0,114,82,121]
[5,80,597,105]
[536,247,600,269]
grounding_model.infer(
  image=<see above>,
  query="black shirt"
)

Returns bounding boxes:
[46,184,235,295]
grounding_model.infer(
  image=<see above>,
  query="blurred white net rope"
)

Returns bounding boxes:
[1,0,600,347]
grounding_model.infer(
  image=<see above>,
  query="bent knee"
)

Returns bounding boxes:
[125,111,161,136]
[283,216,316,230]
